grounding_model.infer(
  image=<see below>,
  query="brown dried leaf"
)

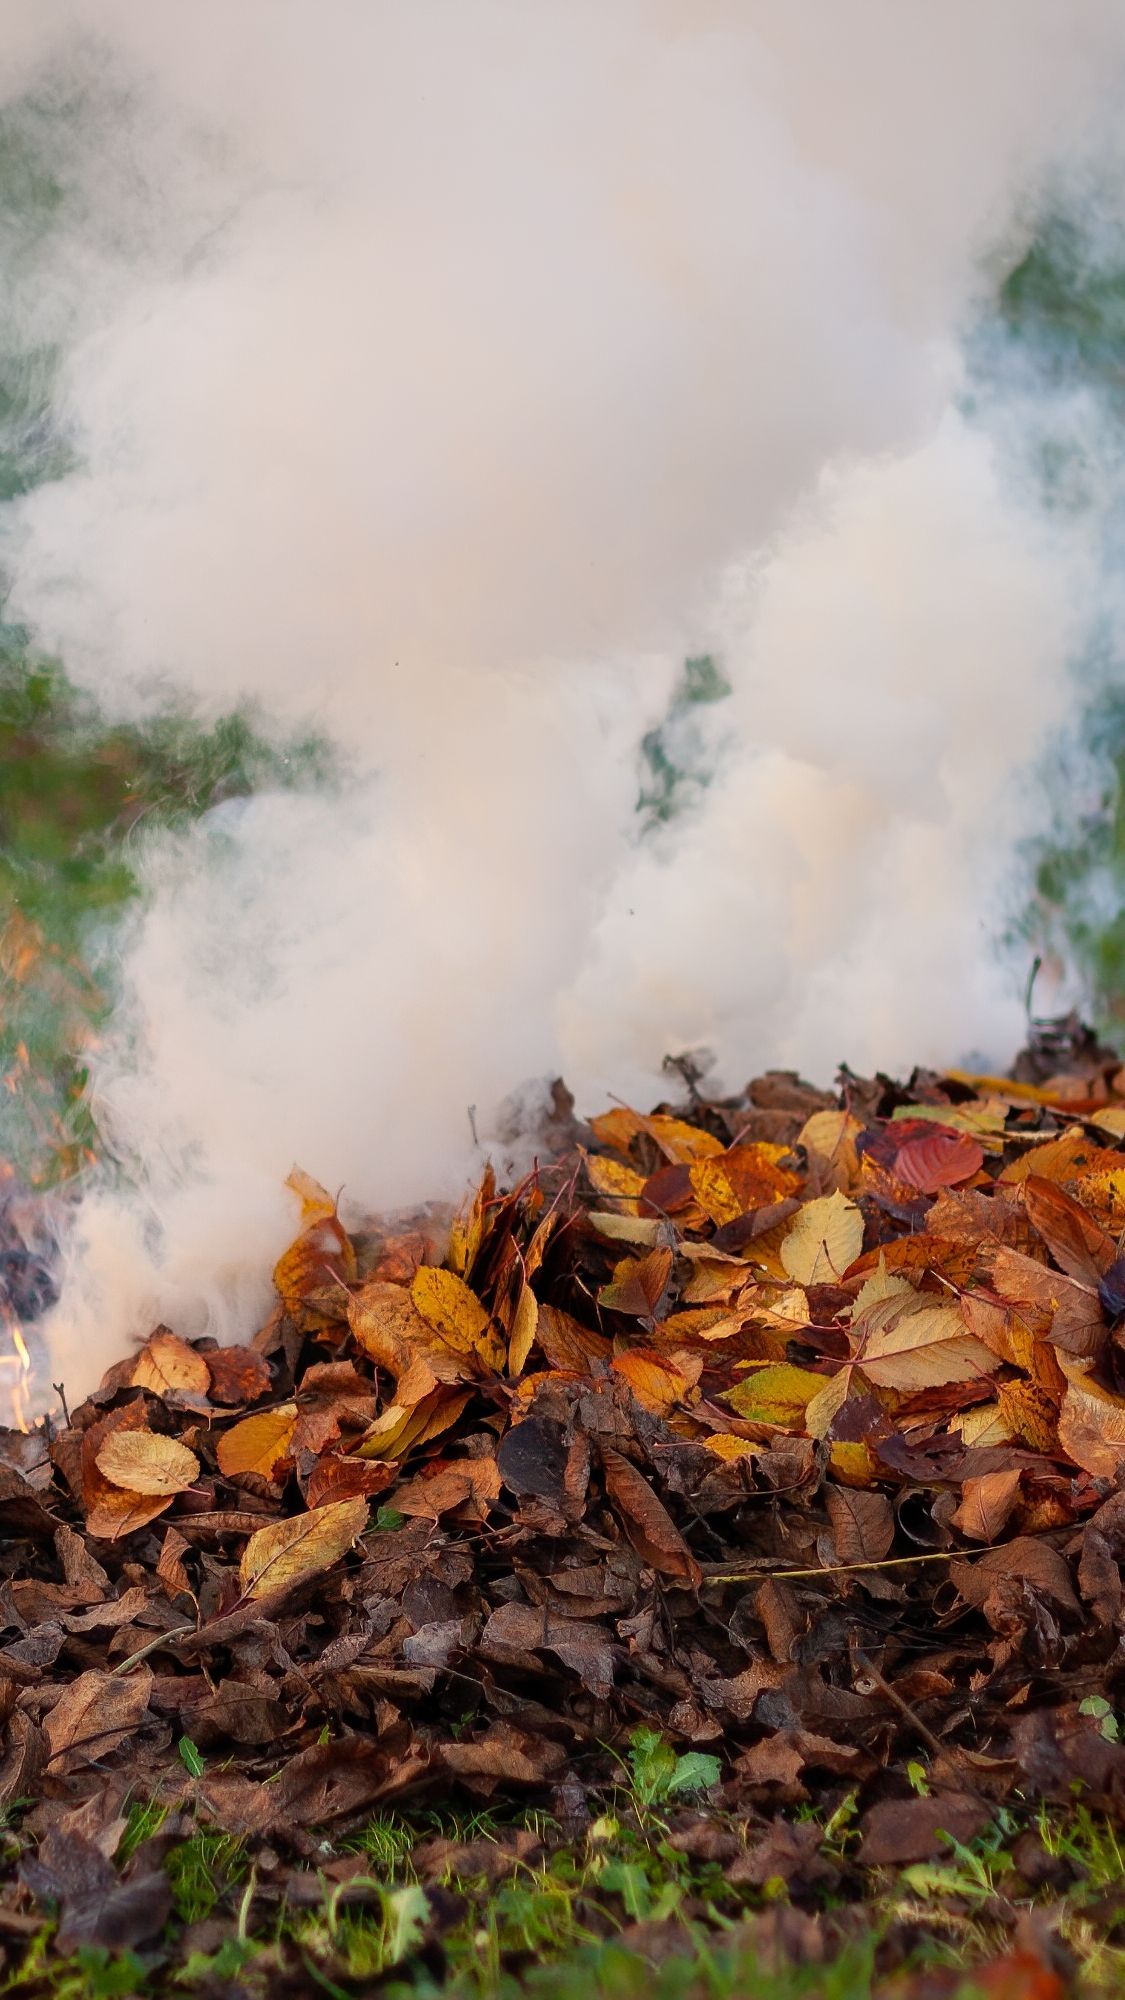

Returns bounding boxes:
[951,1468,1023,1543]
[1022,1176,1116,1286]
[44,1667,153,1773]
[205,1346,274,1406]
[601,1447,701,1586]
[824,1484,894,1563]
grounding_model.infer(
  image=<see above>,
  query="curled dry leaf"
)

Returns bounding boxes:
[951,1468,1023,1543]
[239,1496,370,1600]
[95,1431,200,1497]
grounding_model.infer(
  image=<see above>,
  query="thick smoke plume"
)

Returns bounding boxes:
[1,2,1122,1399]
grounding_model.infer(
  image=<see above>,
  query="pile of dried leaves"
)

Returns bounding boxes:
[2,1038,1125,1967]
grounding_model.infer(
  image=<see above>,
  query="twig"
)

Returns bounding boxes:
[109,1622,197,1676]
[702,1548,964,1585]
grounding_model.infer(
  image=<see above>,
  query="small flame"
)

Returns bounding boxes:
[0,1318,33,1433]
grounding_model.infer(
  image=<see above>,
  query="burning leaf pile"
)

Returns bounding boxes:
[2,1048,1125,1973]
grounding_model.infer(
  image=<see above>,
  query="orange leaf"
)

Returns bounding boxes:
[131,1331,210,1399]
[216,1403,299,1481]
[597,1246,673,1318]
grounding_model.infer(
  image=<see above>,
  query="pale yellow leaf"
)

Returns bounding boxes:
[95,1431,200,1497]
[780,1191,864,1285]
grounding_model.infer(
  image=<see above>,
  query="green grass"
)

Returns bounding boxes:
[3,1775,1124,1999]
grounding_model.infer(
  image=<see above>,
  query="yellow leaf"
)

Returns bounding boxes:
[780,1191,864,1285]
[828,1440,878,1486]
[353,1388,472,1460]
[582,1152,645,1214]
[995,1379,1059,1452]
[724,1362,826,1428]
[1091,1108,1125,1140]
[703,1432,759,1462]
[612,1348,699,1415]
[587,1211,664,1248]
[216,1404,299,1480]
[689,1158,743,1227]
[448,1163,496,1277]
[1056,1360,1125,1479]
[95,1431,200,1497]
[955,1402,1015,1448]
[645,1115,725,1163]
[507,1281,538,1376]
[1074,1168,1125,1233]
[239,1496,369,1600]
[131,1331,210,1399]
[411,1266,506,1370]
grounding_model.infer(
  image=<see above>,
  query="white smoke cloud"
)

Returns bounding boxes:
[0,1,1121,1398]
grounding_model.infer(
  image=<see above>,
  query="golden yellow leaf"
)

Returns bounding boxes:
[689,1158,743,1227]
[507,1281,539,1376]
[612,1348,699,1415]
[828,1440,878,1486]
[1074,1168,1125,1233]
[955,1402,1015,1448]
[448,1163,496,1276]
[411,1266,505,1370]
[239,1496,369,1600]
[645,1115,725,1163]
[703,1432,759,1462]
[131,1331,210,1399]
[587,1210,664,1248]
[995,1378,1059,1452]
[216,1404,299,1480]
[95,1431,200,1497]
[582,1152,645,1213]
[1091,1108,1125,1140]
[724,1362,827,1428]
[353,1388,472,1460]
[780,1191,864,1285]
[1056,1360,1125,1479]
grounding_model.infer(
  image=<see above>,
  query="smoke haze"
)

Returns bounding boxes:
[0,2,1122,1398]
